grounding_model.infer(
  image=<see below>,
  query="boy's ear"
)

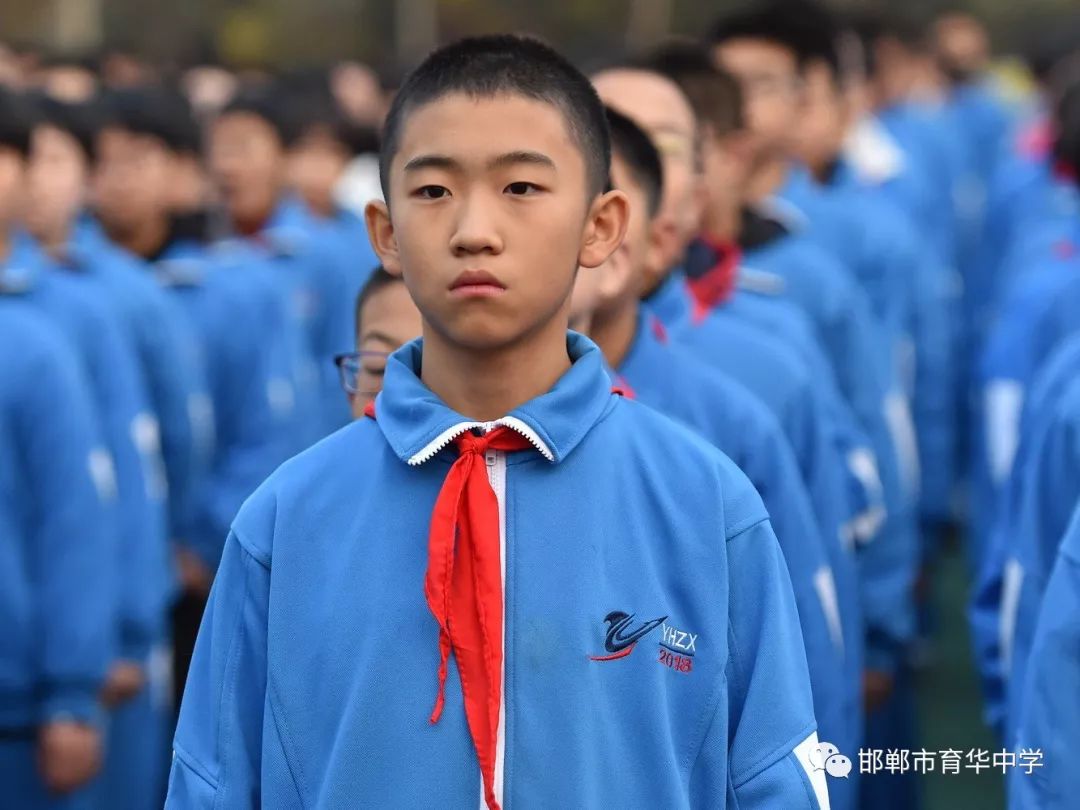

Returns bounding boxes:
[364,200,403,277]
[579,189,630,269]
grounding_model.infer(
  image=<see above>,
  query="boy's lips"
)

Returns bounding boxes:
[449,269,507,298]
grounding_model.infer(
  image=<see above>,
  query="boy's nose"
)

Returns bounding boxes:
[450,194,504,255]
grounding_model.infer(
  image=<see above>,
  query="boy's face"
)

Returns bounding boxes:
[701,125,754,212]
[208,112,285,229]
[592,70,702,255]
[713,38,802,167]
[92,126,172,235]
[289,127,350,216]
[366,92,627,353]
[788,61,849,176]
[24,125,87,242]
[570,152,654,329]
[0,147,25,230]
[351,279,424,416]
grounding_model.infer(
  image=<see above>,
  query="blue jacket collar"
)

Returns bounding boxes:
[0,232,46,294]
[643,267,690,326]
[374,331,616,466]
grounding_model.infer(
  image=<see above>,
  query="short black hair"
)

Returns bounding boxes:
[643,41,744,137]
[354,265,401,334]
[101,88,201,154]
[379,34,610,201]
[708,2,841,76]
[32,95,100,161]
[0,88,33,158]
[604,106,663,218]
[219,87,298,147]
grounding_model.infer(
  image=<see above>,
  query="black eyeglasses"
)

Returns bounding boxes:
[333,351,389,395]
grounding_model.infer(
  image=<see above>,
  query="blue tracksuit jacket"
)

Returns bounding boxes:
[167,333,828,809]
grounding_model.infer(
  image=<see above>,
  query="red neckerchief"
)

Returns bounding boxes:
[685,237,742,324]
[364,400,529,810]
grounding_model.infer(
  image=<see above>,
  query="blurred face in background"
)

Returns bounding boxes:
[789,60,850,178]
[92,126,172,237]
[0,147,25,232]
[24,125,87,246]
[289,125,350,218]
[592,69,702,262]
[39,65,98,103]
[351,279,423,416]
[713,38,802,169]
[332,61,386,127]
[209,111,285,232]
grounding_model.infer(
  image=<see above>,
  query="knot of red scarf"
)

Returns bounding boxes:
[685,237,742,324]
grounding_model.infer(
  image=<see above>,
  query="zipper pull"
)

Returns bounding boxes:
[485,450,496,466]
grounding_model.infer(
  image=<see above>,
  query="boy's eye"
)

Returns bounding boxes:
[362,364,386,377]
[505,181,541,196]
[415,185,450,199]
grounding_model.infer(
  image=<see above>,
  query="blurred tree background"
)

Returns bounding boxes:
[5,0,1080,74]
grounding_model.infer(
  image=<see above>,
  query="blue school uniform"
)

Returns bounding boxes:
[970,332,1080,739]
[70,219,212,553]
[611,312,858,784]
[216,197,357,439]
[1009,501,1080,809]
[0,300,113,810]
[167,333,828,809]
[5,236,167,667]
[151,239,301,571]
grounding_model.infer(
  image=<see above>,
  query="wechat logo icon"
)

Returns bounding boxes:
[810,741,853,779]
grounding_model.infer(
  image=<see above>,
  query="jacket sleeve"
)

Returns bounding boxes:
[689,518,829,809]
[22,338,114,724]
[94,317,169,661]
[1009,505,1080,810]
[134,282,211,546]
[188,292,292,570]
[167,528,270,808]
[741,424,850,756]
[909,249,957,527]
[1003,403,1080,744]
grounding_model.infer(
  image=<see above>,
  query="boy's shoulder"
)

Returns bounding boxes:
[605,395,769,540]
[230,417,388,561]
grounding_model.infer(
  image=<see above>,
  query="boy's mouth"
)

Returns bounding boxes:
[449,269,507,298]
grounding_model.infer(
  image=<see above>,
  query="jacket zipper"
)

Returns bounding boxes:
[485,448,508,809]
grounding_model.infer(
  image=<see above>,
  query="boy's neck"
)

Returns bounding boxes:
[113,214,172,261]
[701,196,742,243]
[589,298,639,373]
[420,317,573,423]
[35,220,74,257]
[745,155,789,204]
[0,228,9,264]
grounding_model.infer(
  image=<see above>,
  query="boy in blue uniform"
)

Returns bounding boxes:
[0,303,114,810]
[286,87,381,290]
[24,92,196,809]
[1010,500,1080,809]
[208,89,357,438]
[0,88,113,810]
[91,88,302,707]
[169,36,825,808]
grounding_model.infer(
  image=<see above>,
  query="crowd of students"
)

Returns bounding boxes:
[1,2,1078,808]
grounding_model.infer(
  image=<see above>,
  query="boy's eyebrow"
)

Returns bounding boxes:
[487,150,556,171]
[361,330,403,349]
[402,154,461,173]
[402,151,557,173]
